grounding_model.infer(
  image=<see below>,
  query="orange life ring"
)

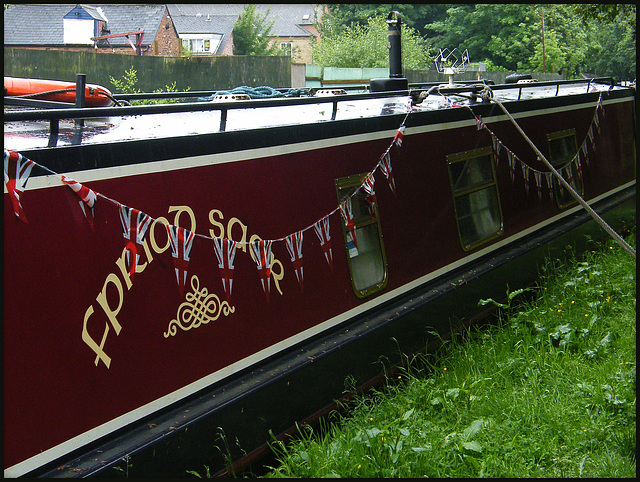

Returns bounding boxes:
[4,76,113,107]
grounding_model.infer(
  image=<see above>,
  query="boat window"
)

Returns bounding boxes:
[547,129,582,208]
[447,146,503,251]
[335,174,388,298]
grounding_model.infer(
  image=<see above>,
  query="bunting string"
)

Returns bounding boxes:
[459,92,605,202]
[4,92,608,297]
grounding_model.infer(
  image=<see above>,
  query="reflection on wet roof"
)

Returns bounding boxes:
[3,81,623,152]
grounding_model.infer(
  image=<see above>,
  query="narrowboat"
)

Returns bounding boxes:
[4,14,636,478]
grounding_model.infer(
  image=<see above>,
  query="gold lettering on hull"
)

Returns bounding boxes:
[82,205,283,368]
[164,275,235,337]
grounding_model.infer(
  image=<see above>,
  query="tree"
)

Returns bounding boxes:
[311,14,431,69]
[232,4,280,56]
[323,4,450,37]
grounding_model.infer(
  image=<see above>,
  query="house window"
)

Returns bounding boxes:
[547,129,582,209]
[447,146,503,250]
[183,39,211,54]
[280,42,292,56]
[181,34,222,55]
[335,173,388,298]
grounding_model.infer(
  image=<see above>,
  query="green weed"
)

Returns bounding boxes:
[262,228,635,478]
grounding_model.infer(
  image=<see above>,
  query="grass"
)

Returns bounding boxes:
[256,228,636,478]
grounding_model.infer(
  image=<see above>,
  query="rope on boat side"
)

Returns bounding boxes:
[471,86,636,259]
[8,87,125,106]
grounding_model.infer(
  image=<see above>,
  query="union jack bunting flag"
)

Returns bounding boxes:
[118,205,152,277]
[506,150,517,183]
[593,111,601,136]
[557,168,565,197]
[533,170,543,201]
[575,155,583,183]
[491,134,502,165]
[4,149,36,223]
[339,197,358,249]
[212,237,237,302]
[361,172,377,219]
[61,175,97,230]
[379,151,396,195]
[394,125,405,147]
[473,114,485,130]
[250,239,273,301]
[580,142,590,166]
[285,231,304,291]
[588,126,596,152]
[597,94,604,116]
[520,163,530,195]
[166,224,196,297]
[313,216,333,270]
[564,163,574,186]
[544,172,554,201]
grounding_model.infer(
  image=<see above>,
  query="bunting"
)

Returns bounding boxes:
[379,151,396,195]
[588,126,596,152]
[473,114,485,130]
[394,125,405,147]
[520,163,530,195]
[339,197,358,249]
[61,175,97,230]
[581,142,590,166]
[361,172,377,219]
[118,205,152,277]
[506,150,517,183]
[166,224,196,296]
[533,170,543,201]
[491,133,502,165]
[313,216,333,270]
[593,111,601,136]
[4,91,607,306]
[250,239,273,301]
[544,172,554,201]
[575,155,583,183]
[212,237,237,301]
[285,231,304,291]
[4,149,35,223]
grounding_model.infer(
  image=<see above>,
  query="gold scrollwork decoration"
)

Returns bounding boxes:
[164,275,235,337]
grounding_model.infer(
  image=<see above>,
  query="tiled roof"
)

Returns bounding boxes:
[167,4,321,37]
[4,4,166,46]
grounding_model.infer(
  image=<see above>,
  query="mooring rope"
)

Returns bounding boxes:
[469,86,636,259]
[197,85,309,102]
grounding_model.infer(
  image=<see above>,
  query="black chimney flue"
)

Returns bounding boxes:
[387,11,403,78]
[370,11,408,92]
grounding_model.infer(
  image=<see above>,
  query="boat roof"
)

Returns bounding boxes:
[3,79,628,153]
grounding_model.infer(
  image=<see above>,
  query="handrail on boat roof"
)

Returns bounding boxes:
[3,76,618,126]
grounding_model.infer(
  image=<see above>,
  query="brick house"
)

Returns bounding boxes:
[167,4,324,63]
[4,4,324,62]
[4,4,181,56]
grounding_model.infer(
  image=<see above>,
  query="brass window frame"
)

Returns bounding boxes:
[546,128,582,209]
[446,146,504,251]
[335,173,388,298]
